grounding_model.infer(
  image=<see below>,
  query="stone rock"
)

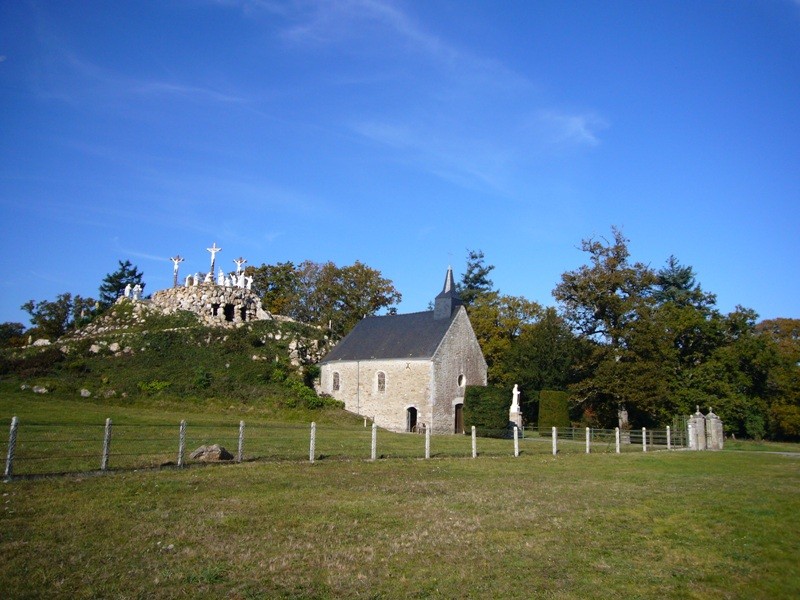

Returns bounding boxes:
[103,389,117,398]
[109,342,120,352]
[20,384,29,391]
[90,344,102,354]
[189,444,234,462]
[32,386,48,394]
[32,338,51,347]
[80,389,92,398]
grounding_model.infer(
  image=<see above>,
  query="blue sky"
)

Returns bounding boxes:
[1,0,799,326]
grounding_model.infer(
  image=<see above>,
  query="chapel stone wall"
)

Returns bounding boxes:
[430,307,488,435]
[321,360,431,432]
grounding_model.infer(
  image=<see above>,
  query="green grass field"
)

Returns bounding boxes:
[2,392,800,598]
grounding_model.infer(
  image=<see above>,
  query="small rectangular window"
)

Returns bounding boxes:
[332,372,340,391]
[377,372,386,392]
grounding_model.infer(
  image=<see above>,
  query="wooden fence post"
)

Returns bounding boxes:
[667,425,671,450]
[642,427,647,453]
[552,426,557,456]
[513,426,519,457]
[309,422,316,464]
[237,420,245,463]
[471,426,477,458]
[4,416,19,480]
[101,418,112,471]
[615,427,621,454]
[177,420,187,467]
[586,427,591,454]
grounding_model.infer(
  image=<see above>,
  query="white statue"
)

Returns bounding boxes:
[194,273,200,286]
[511,384,520,412]
[185,275,192,287]
[217,268,225,286]
[124,284,132,298]
[132,284,142,300]
[245,275,253,290]
[204,271,213,284]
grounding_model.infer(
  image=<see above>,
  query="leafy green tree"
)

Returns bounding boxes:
[248,259,401,339]
[0,322,26,348]
[756,318,800,438]
[330,261,402,337]
[467,291,542,384]
[98,260,145,309]
[501,308,589,393]
[72,295,98,328]
[249,261,300,316]
[553,227,656,346]
[552,228,658,424]
[457,249,495,306]
[21,293,74,339]
[654,255,716,310]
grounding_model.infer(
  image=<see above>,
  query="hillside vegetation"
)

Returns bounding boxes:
[0,300,348,422]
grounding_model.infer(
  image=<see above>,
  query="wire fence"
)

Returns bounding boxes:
[2,418,687,479]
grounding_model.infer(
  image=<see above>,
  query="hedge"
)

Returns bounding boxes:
[464,385,514,438]
[538,389,570,432]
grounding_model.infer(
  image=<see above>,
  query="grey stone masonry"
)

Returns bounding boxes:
[687,407,724,451]
[705,408,724,450]
[688,406,707,450]
[150,284,271,327]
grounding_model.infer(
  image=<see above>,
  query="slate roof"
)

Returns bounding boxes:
[320,309,459,362]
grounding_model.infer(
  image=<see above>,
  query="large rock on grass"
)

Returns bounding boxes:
[189,444,234,462]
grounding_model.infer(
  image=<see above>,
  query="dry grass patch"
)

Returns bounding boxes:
[2,451,799,598]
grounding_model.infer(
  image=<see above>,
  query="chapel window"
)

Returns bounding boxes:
[377,371,386,392]
[332,372,340,391]
[458,374,466,387]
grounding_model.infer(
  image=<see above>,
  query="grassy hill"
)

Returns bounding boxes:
[0,300,351,423]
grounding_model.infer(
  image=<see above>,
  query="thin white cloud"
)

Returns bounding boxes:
[536,111,610,148]
[31,27,249,108]
[351,119,511,193]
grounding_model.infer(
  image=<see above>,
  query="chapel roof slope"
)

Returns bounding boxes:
[320,308,460,362]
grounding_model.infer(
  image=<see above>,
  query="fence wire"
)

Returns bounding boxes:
[2,419,686,478]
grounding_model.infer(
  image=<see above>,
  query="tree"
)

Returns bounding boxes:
[0,322,25,348]
[248,259,401,339]
[249,261,300,316]
[468,291,542,383]
[553,227,656,346]
[98,260,145,309]
[21,293,74,339]
[755,318,800,439]
[501,308,588,393]
[654,255,716,311]
[329,261,402,337]
[457,250,495,306]
[552,228,658,423]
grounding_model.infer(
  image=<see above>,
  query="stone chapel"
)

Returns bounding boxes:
[319,267,487,434]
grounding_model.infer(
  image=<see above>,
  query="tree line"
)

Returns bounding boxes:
[455,229,799,440]
[5,231,798,440]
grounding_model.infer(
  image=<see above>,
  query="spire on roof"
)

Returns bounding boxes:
[434,266,462,320]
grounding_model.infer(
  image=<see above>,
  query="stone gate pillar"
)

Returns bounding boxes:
[688,406,707,451]
[705,408,724,450]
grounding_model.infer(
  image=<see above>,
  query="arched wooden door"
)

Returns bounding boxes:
[454,403,464,434]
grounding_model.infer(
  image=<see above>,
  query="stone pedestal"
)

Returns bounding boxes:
[509,409,523,430]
